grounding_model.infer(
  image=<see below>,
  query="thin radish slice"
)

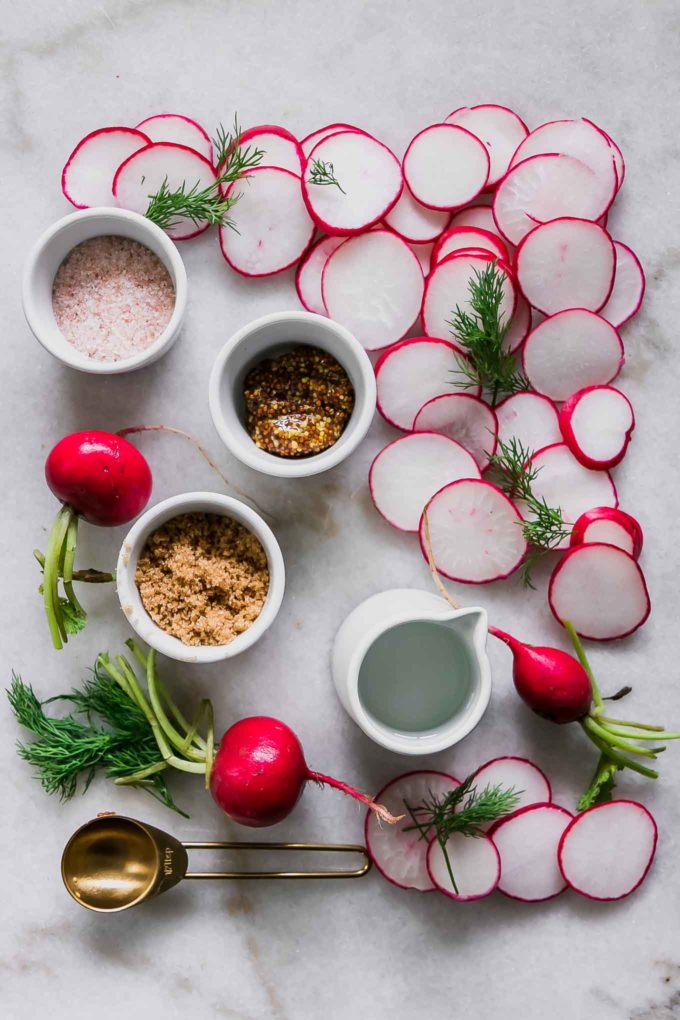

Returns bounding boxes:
[113,142,217,240]
[522,310,624,401]
[135,114,212,161]
[236,124,304,174]
[62,126,151,209]
[365,771,460,891]
[409,241,434,275]
[295,235,347,314]
[423,252,515,340]
[383,183,450,243]
[516,218,616,314]
[404,124,489,211]
[375,337,472,431]
[559,386,635,470]
[570,507,643,560]
[446,104,529,187]
[427,832,500,901]
[302,130,402,235]
[603,132,625,189]
[558,801,657,900]
[370,433,480,533]
[450,204,504,240]
[549,543,650,640]
[301,123,362,158]
[419,479,527,583]
[219,167,314,276]
[473,757,552,826]
[322,230,423,351]
[599,241,646,328]
[413,394,498,471]
[492,803,573,902]
[496,392,561,454]
[431,226,508,267]
[529,443,617,543]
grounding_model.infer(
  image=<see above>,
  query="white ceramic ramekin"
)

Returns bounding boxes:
[22,207,187,374]
[116,491,285,664]
[208,310,377,478]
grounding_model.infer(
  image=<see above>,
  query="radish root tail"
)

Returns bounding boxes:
[422,510,461,610]
[308,770,404,825]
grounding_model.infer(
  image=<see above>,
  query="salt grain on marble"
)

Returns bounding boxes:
[52,235,175,362]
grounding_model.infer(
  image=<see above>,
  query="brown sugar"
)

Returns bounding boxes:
[135,512,269,646]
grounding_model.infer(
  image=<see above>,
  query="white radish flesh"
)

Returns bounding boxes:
[420,479,527,583]
[237,124,304,174]
[450,204,504,240]
[492,804,573,902]
[570,507,643,560]
[404,124,489,210]
[516,217,615,315]
[446,104,529,187]
[427,832,500,900]
[302,130,402,234]
[502,292,532,354]
[496,392,561,455]
[375,337,470,430]
[599,241,646,328]
[370,432,481,533]
[558,801,657,900]
[528,443,617,544]
[559,386,635,470]
[135,114,212,161]
[431,226,508,266]
[522,310,624,401]
[301,123,362,158]
[322,230,423,351]
[295,235,347,314]
[410,241,435,275]
[413,393,498,471]
[472,757,552,822]
[383,184,450,243]
[549,543,650,640]
[423,252,515,340]
[62,126,151,209]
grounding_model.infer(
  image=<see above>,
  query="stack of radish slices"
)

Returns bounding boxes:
[366,759,657,903]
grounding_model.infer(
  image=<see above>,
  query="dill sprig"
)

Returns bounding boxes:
[447,260,528,405]
[306,158,346,193]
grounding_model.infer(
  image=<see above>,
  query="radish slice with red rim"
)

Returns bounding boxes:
[370,432,480,533]
[427,832,500,900]
[528,443,617,544]
[502,292,532,354]
[558,801,657,900]
[423,252,516,340]
[570,507,643,560]
[419,479,527,583]
[431,225,508,267]
[295,235,347,314]
[236,124,304,174]
[473,757,552,826]
[413,393,498,471]
[301,123,363,159]
[322,230,423,351]
[135,114,212,161]
[403,124,490,210]
[302,130,402,234]
[409,241,434,276]
[515,217,616,314]
[383,183,450,243]
[496,392,561,456]
[559,385,635,470]
[62,126,151,209]
[219,167,314,276]
[450,204,504,239]
[599,241,646,328]
[522,310,624,401]
[492,803,573,902]
[375,337,473,431]
[446,104,529,187]
[603,131,625,189]
[549,543,650,640]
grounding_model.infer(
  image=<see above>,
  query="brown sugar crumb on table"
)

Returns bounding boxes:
[135,512,269,647]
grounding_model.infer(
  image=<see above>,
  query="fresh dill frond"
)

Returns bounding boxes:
[306,158,346,193]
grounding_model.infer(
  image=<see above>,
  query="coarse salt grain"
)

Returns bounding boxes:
[52,235,175,362]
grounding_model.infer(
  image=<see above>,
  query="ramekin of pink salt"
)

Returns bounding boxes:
[23,208,187,374]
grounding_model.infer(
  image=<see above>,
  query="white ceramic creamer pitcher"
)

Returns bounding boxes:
[332,588,491,755]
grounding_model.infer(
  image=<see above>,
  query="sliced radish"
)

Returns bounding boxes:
[599,241,646,328]
[604,131,625,189]
[419,479,527,583]
[522,310,624,402]
[450,204,504,239]
[423,252,515,340]
[492,803,573,902]
[295,235,347,314]
[134,114,212,161]
[413,393,498,471]
[322,230,423,351]
[62,126,151,209]
[570,507,643,560]
[427,832,500,901]
[549,543,650,640]
[301,123,362,158]
[403,124,490,210]
[559,386,635,470]
[383,183,450,243]
[236,124,304,174]
[431,226,508,267]
[558,801,657,900]
[302,130,402,234]
[113,141,217,240]
[446,104,529,187]
[529,443,617,543]
[219,167,314,276]
[472,757,552,823]
[375,337,470,431]
[515,218,615,314]
[410,241,435,275]
[502,292,532,354]
[365,770,460,891]
[496,392,561,454]
[370,433,480,533]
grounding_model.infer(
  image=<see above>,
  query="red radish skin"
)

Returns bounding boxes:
[62,126,151,209]
[495,392,561,453]
[559,385,635,470]
[375,337,475,431]
[445,104,529,188]
[449,204,503,239]
[430,225,509,267]
[423,250,516,340]
[404,124,490,211]
[570,507,643,560]
[491,802,573,902]
[412,393,499,472]
[234,124,304,174]
[426,832,501,901]
[135,114,213,161]
[522,310,624,402]
[301,123,363,159]
[599,241,646,328]
[471,756,553,818]
[295,235,347,314]
[383,183,450,244]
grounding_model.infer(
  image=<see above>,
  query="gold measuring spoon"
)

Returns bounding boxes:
[61,814,372,913]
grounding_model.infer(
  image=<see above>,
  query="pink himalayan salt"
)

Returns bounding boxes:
[52,235,175,362]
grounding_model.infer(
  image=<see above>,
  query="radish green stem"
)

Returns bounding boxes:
[126,639,208,752]
[43,506,72,649]
[580,723,659,779]
[564,621,603,709]
[597,716,664,732]
[145,649,205,762]
[584,717,658,759]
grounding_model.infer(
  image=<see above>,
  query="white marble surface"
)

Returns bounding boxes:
[3,1,680,1017]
